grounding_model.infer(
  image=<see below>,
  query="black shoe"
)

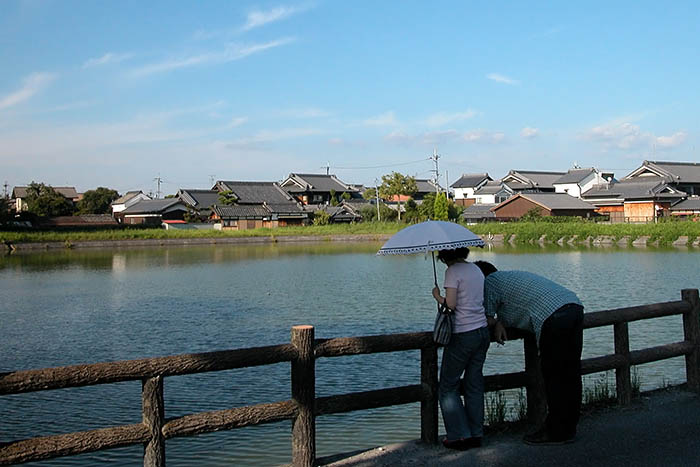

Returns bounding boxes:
[442,437,475,451]
[465,437,482,448]
[523,429,574,446]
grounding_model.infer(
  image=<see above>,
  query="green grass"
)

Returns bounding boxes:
[0,222,403,244]
[468,219,700,246]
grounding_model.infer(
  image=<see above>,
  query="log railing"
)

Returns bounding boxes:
[1,289,699,466]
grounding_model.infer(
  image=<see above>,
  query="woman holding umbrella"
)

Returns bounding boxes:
[431,247,490,450]
[377,220,488,449]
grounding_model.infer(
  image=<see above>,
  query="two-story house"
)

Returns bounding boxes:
[553,168,615,198]
[450,173,492,207]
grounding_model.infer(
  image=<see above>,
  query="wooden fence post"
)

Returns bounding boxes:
[614,322,632,404]
[420,346,439,444]
[142,376,165,467]
[681,289,700,393]
[523,335,546,426]
[291,325,315,467]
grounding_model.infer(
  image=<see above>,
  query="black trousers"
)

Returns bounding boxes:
[539,303,584,439]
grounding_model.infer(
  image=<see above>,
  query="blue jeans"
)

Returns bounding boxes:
[439,326,491,440]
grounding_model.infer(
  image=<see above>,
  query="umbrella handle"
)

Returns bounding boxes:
[431,251,438,287]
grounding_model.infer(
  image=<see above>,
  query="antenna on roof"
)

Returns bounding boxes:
[209,175,216,186]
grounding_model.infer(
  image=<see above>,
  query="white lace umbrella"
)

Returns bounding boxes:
[377,220,485,285]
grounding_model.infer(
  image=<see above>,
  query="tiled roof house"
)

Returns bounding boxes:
[211,181,308,229]
[501,170,566,193]
[553,168,615,198]
[582,176,687,223]
[623,160,700,196]
[492,193,597,219]
[12,186,81,213]
[451,173,492,206]
[280,173,360,205]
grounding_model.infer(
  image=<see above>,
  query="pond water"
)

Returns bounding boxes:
[1,242,699,466]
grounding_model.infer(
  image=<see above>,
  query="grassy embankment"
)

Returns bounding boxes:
[468,220,700,246]
[0,222,403,244]
[2,220,700,246]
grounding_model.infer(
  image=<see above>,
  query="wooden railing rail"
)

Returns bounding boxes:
[0,344,297,395]
[1,289,698,467]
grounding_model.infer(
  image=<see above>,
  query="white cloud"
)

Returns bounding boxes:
[228,117,248,128]
[424,110,477,127]
[0,72,56,110]
[583,122,687,150]
[655,131,687,148]
[520,127,539,138]
[130,38,295,77]
[486,73,519,85]
[363,111,398,127]
[277,108,331,119]
[226,127,322,148]
[463,130,505,143]
[422,130,460,144]
[82,52,133,69]
[384,129,505,146]
[384,131,412,144]
[242,5,306,31]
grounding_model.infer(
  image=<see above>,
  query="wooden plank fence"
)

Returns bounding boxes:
[1,289,699,466]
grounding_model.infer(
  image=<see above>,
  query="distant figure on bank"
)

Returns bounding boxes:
[431,248,490,451]
[474,261,584,445]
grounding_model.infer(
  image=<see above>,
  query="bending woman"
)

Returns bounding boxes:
[431,247,490,450]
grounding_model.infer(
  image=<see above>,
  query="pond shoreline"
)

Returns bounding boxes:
[2,233,394,252]
[4,231,700,254]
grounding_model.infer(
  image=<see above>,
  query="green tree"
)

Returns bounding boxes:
[403,198,422,223]
[329,189,338,206]
[76,187,119,214]
[363,187,377,200]
[434,192,449,221]
[25,182,74,217]
[218,190,238,206]
[0,196,11,225]
[521,207,544,222]
[360,203,397,222]
[313,209,331,225]
[419,193,436,219]
[447,200,464,221]
[341,191,351,201]
[379,172,417,221]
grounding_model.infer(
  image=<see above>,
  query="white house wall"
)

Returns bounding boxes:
[454,187,475,199]
[555,183,581,197]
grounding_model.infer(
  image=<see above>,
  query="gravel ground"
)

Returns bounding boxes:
[317,386,700,467]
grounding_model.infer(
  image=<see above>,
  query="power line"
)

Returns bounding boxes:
[328,157,430,170]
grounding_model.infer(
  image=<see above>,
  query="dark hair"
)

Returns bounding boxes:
[437,247,469,263]
[474,260,498,277]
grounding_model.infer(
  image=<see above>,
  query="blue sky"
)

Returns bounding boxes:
[1,0,698,196]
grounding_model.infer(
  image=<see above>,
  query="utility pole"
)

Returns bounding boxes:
[153,175,162,199]
[2,181,8,198]
[430,148,441,194]
[374,178,381,221]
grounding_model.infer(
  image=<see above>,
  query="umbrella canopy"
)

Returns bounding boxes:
[377,220,484,256]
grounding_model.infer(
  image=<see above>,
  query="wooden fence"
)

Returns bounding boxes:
[1,289,699,466]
